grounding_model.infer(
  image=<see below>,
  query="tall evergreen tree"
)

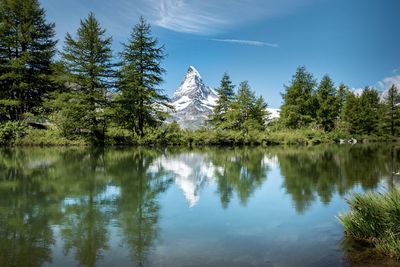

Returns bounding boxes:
[341,88,380,135]
[382,85,400,136]
[115,17,168,137]
[0,0,56,120]
[210,73,235,128]
[341,91,362,134]
[359,87,380,135]
[315,75,338,131]
[52,13,114,142]
[226,81,268,131]
[280,66,317,128]
[336,83,348,115]
[252,96,269,130]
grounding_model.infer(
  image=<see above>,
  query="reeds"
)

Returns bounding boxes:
[339,189,400,258]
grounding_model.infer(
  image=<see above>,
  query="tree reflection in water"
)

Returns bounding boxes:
[0,145,400,266]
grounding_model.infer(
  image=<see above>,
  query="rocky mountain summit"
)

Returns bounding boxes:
[169,66,280,129]
[169,66,218,129]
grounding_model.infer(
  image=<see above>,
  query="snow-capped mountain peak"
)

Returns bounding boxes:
[169,65,280,129]
[170,66,218,128]
[173,66,212,101]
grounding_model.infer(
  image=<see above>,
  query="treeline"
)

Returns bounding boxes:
[0,0,399,146]
[208,74,269,132]
[0,0,171,144]
[278,66,399,136]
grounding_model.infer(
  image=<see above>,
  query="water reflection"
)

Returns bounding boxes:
[107,149,173,266]
[149,151,218,207]
[275,145,399,213]
[149,148,274,208]
[0,145,399,266]
[208,148,272,208]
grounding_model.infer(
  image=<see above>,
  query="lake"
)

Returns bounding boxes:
[1,145,400,267]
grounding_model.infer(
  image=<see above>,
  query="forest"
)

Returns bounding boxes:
[1,0,399,146]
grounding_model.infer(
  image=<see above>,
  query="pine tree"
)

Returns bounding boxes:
[252,96,269,130]
[336,83,348,115]
[54,12,114,142]
[280,66,317,128]
[315,75,338,131]
[115,17,168,137]
[0,0,56,120]
[341,91,362,134]
[227,81,268,131]
[359,88,380,135]
[382,85,400,136]
[210,73,235,128]
[341,88,380,135]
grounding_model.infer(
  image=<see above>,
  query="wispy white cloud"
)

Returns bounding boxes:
[140,0,314,34]
[377,75,400,91]
[211,38,279,47]
[41,0,315,37]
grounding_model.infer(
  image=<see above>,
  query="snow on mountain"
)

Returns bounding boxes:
[169,66,218,129]
[148,152,279,207]
[267,108,280,120]
[169,66,280,129]
[148,152,221,207]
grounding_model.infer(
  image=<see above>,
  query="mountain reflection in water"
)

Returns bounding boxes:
[0,145,400,267]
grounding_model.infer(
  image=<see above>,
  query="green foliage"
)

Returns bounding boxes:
[0,121,26,145]
[17,128,87,146]
[382,85,400,136]
[315,75,339,131]
[53,12,114,143]
[114,17,169,137]
[280,66,317,128]
[339,189,400,258]
[341,88,381,135]
[209,73,235,128]
[264,128,340,145]
[225,81,269,132]
[45,91,94,138]
[0,0,56,120]
[336,83,348,115]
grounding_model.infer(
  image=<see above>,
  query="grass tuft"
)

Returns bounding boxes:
[339,189,400,259]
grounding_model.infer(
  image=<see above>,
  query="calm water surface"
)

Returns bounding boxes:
[1,145,400,267]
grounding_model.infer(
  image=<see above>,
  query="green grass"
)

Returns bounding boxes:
[339,189,400,259]
[1,121,398,147]
[16,128,87,146]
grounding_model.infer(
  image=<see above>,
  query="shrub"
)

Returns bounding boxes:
[0,121,26,145]
[17,128,87,146]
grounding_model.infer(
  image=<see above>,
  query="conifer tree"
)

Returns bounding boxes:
[227,81,268,131]
[0,0,56,120]
[315,75,338,131]
[52,13,114,142]
[341,91,361,134]
[280,66,317,128]
[382,85,400,136]
[359,88,380,134]
[341,88,380,135]
[115,17,168,137]
[252,96,269,129]
[210,73,235,128]
[336,83,348,115]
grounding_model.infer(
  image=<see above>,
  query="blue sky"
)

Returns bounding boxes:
[40,0,400,108]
